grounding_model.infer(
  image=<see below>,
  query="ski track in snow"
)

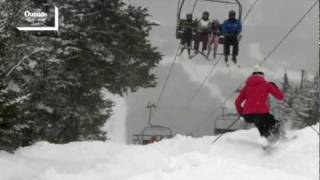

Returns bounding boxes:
[0,125,318,180]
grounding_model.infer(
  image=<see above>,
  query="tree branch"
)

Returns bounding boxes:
[6,48,48,77]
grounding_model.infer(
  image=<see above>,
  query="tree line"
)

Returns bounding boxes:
[273,70,319,129]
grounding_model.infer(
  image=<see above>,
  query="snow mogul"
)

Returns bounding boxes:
[235,66,284,143]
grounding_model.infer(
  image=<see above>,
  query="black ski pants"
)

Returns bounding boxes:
[242,113,280,138]
[194,32,209,51]
[180,30,193,49]
[223,35,239,57]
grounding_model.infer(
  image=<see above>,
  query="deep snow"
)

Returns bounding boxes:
[0,125,318,180]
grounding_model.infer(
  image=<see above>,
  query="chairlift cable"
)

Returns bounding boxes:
[191,0,200,15]
[259,0,318,66]
[172,55,223,124]
[151,44,181,122]
[242,0,260,23]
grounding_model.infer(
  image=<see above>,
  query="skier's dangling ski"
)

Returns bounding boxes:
[225,56,240,68]
[189,51,199,59]
[231,56,240,68]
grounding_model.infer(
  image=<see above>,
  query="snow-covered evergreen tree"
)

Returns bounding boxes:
[272,71,295,129]
[0,0,162,149]
[311,73,319,124]
[0,79,32,152]
[291,80,313,128]
[274,71,319,129]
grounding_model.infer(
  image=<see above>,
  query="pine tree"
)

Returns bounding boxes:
[273,71,295,129]
[0,79,32,152]
[0,0,162,149]
[291,83,313,128]
[311,73,319,124]
[282,70,290,93]
[274,71,319,129]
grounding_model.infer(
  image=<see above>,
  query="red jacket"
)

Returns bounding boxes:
[235,75,284,115]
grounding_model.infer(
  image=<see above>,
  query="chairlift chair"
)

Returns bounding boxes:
[132,125,173,145]
[176,0,242,39]
[212,106,245,134]
[176,0,242,59]
[132,103,174,145]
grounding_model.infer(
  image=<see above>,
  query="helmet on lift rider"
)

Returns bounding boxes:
[212,19,219,25]
[228,10,236,20]
[202,11,209,20]
[186,13,192,21]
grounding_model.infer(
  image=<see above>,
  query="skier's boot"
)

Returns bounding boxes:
[271,123,281,142]
[267,124,280,144]
[225,56,229,67]
[232,56,237,63]
[266,135,275,144]
[232,56,240,68]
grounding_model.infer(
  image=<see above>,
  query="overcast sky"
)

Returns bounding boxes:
[122,0,318,142]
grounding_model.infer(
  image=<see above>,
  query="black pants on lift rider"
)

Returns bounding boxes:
[224,35,239,65]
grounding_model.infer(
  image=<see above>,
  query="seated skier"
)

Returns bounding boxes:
[179,13,196,57]
[193,11,211,55]
[235,66,284,144]
[222,10,242,66]
[207,19,220,59]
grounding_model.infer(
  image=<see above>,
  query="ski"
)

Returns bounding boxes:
[188,52,199,59]
[178,48,185,56]
[262,135,298,154]
[279,135,298,142]
[262,144,277,155]
[231,61,240,68]
[199,52,212,61]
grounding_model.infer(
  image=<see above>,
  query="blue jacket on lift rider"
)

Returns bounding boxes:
[222,10,242,66]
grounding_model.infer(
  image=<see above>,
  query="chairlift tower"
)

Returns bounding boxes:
[146,102,157,126]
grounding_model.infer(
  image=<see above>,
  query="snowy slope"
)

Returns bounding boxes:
[0,125,318,180]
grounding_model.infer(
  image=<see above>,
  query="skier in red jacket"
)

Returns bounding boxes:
[235,66,284,142]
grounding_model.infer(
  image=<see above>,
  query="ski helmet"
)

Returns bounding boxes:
[252,65,264,75]
[203,11,209,19]
[212,19,219,25]
[229,10,236,18]
[186,13,192,20]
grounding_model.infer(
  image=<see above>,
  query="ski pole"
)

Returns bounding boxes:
[212,116,240,144]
